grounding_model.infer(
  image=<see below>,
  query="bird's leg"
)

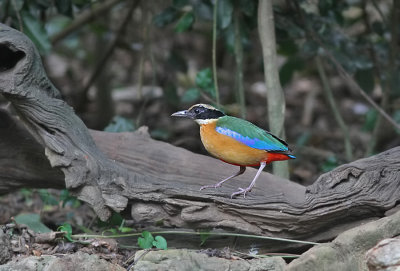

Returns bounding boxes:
[231,162,267,198]
[200,166,246,191]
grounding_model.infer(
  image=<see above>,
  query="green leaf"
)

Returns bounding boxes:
[153,7,180,27]
[195,68,217,98]
[138,231,155,249]
[174,12,195,32]
[152,235,168,250]
[21,11,51,54]
[217,0,233,29]
[98,211,124,228]
[14,213,51,233]
[108,212,124,226]
[181,87,200,103]
[199,231,210,246]
[195,68,213,89]
[57,222,73,242]
[104,116,135,132]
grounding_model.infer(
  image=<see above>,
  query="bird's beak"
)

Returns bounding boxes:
[171,110,191,118]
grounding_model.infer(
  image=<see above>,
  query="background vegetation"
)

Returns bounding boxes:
[2,0,400,182]
[1,0,400,266]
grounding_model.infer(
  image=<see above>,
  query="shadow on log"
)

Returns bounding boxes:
[0,24,400,248]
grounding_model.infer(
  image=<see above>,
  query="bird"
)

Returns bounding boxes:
[171,104,295,198]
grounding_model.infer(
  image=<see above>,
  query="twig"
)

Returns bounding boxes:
[234,9,246,118]
[50,0,124,45]
[315,56,353,161]
[78,0,140,111]
[212,0,220,107]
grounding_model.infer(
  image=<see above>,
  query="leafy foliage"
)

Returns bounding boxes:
[152,235,168,250]
[138,231,154,249]
[1,0,93,54]
[137,231,168,250]
[175,11,195,32]
[181,68,216,104]
[58,222,73,242]
[199,231,210,246]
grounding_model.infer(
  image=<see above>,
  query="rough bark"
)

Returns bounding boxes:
[1,23,400,248]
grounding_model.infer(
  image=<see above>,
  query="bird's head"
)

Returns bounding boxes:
[171,104,225,124]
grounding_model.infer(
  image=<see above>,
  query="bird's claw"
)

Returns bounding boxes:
[230,187,251,199]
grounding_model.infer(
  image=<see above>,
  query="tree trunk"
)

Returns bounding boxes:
[1,24,400,251]
[257,0,289,178]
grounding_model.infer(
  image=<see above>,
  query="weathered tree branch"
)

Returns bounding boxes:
[1,24,400,249]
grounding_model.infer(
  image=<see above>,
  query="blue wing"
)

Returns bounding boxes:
[215,116,289,152]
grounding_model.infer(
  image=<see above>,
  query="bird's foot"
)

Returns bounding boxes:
[230,187,251,199]
[200,183,221,191]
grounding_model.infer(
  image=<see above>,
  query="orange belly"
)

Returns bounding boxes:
[200,122,269,166]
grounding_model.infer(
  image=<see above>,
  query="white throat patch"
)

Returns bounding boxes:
[195,119,218,125]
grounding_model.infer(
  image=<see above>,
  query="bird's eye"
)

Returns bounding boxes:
[194,108,200,114]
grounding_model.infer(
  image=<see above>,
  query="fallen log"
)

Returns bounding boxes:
[0,23,399,246]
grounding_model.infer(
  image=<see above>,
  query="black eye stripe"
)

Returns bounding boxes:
[188,106,225,119]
